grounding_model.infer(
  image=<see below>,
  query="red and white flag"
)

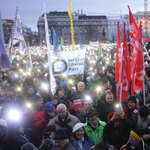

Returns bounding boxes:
[128,5,138,53]
[12,7,24,45]
[131,22,144,95]
[115,22,123,84]
[117,23,130,102]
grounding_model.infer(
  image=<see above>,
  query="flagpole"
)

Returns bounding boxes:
[142,69,146,105]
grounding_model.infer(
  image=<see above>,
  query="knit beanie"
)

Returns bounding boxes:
[139,106,149,117]
[54,129,67,140]
[130,129,144,141]
[33,94,43,103]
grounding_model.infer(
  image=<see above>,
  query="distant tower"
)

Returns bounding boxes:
[144,0,148,37]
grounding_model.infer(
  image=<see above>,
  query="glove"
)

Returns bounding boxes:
[44,109,50,120]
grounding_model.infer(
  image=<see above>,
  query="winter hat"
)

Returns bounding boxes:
[0,119,7,128]
[54,129,68,140]
[45,102,55,111]
[105,88,114,94]
[139,106,149,117]
[33,94,43,103]
[86,111,97,119]
[127,96,137,104]
[20,142,38,150]
[107,112,121,122]
[95,142,109,150]
[130,129,144,141]
[45,125,56,132]
[73,123,84,133]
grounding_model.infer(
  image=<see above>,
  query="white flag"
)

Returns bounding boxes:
[43,3,56,95]
[12,7,24,45]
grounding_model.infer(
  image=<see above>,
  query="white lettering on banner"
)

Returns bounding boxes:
[129,24,134,34]
[122,69,128,91]
[118,44,123,62]
[130,38,136,46]
[135,71,143,81]
[52,49,87,76]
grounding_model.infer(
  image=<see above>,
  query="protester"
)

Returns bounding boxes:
[121,129,150,150]
[76,99,96,123]
[72,123,95,150]
[97,90,116,122]
[48,104,80,138]
[104,111,131,149]
[123,96,139,121]
[130,106,150,146]
[51,129,76,150]
[84,111,106,144]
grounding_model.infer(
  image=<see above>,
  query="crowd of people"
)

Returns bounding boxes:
[0,44,150,150]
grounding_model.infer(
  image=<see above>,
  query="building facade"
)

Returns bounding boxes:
[37,11,108,45]
[108,15,129,42]
[2,19,36,45]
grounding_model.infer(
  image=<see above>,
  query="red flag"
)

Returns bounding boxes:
[115,22,123,83]
[131,22,144,95]
[117,23,130,102]
[40,39,42,50]
[128,5,138,53]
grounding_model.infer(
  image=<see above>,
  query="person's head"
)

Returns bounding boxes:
[72,123,88,140]
[129,129,144,146]
[127,96,137,109]
[0,119,7,136]
[54,129,68,150]
[78,82,85,92]
[33,77,40,86]
[44,125,56,139]
[7,87,16,99]
[83,100,93,112]
[45,102,55,117]
[87,111,99,128]
[20,142,38,150]
[107,112,121,128]
[90,142,109,150]
[57,104,67,119]
[58,90,65,98]
[52,96,60,106]
[139,105,149,120]
[0,87,7,97]
[27,86,35,95]
[69,97,79,109]
[105,92,114,104]
[33,94,43,107]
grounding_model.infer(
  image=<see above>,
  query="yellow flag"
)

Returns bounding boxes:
[68,0,75,50]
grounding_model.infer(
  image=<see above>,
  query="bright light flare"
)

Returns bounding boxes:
[8,110,20,121]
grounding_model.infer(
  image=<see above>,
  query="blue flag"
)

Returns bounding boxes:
[0,37,11,71]
[80,39,83,49]
[52,26,59,51]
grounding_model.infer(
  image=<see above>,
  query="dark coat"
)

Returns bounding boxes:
[104,118,131,149]
[97,99,116,122]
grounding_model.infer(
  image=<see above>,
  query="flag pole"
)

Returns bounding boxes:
[142,69,146,105]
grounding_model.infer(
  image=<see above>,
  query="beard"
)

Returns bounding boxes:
[137,115,150,130]
[89,122,99,128]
